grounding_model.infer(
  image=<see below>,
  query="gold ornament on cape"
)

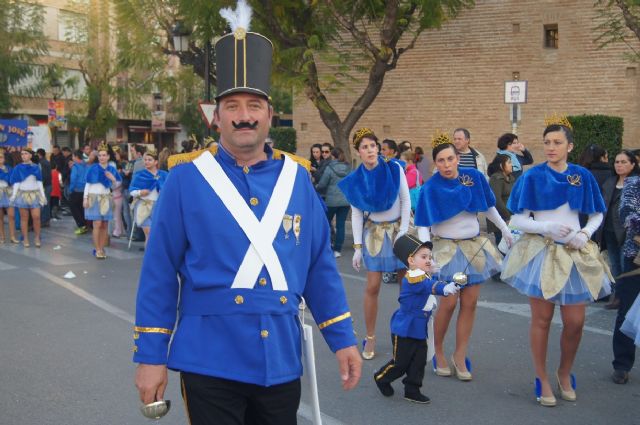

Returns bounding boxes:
[567,174,582,186]
[458,174,475,187]
[282,214,293,239]
[293,214,301,245]
[544,113,573,130]
[431,130,452,150]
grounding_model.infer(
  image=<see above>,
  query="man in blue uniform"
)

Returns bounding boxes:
[132,3,361,424]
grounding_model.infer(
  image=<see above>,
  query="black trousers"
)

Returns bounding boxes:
[180,372,301,425]
[374,334,426,394]
[612,257,640,372]
[69,192,86,228]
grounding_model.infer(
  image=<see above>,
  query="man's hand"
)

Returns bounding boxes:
[135,364,168,404]
[335,346,362,391]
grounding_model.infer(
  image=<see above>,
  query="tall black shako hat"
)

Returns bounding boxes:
[393,234,433,269]
[215,0,272,101]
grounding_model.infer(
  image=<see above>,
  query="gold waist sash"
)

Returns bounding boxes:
[501,233,613,300]
[132,198,155,226]
[17,189,45,206]
[365,219,400,257]
[432,234,502,272]
[87,193,112,216]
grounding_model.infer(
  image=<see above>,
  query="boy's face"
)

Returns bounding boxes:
[408,247,432,273]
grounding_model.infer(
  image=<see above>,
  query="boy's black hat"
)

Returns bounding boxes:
[393,234,433,268]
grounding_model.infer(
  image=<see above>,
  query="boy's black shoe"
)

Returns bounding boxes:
[374,376,394,397]
[404,392,430,404]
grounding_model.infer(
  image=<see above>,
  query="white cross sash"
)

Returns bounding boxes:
[193,151,297,291]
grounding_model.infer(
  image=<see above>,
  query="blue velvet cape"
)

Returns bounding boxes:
[414,167,496,226]
[85,164,121,188]
[338,156,401,212]
[0,165,12,183]
[9,163,41,185]
[130,169,168,192]
[507,162,606,214]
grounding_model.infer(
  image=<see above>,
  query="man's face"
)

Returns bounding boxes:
[83,145,91,155]
[62,149,71,157]
[452,131,470,152]
[214,93,272,153]
[52,147,60,155]
[321,146,332,160]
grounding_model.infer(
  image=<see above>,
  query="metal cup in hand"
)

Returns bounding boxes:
[140,400,171,420]
[452,272,468,287]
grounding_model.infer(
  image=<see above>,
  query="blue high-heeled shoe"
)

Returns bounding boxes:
[535,378,557,407]
[556,372,576,401]
[432,357,451,376]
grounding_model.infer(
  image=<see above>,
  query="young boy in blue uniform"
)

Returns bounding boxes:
[374,234,459,403]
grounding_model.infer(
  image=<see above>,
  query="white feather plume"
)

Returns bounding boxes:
[219,0,252,32]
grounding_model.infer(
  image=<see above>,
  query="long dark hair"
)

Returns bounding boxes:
[488,154,511,176]
[578,144,608,169]
[616,150,640,176]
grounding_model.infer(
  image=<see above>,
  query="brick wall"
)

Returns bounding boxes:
[293,0,640,164]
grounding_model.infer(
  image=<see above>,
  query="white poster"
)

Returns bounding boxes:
[29,125,52,152]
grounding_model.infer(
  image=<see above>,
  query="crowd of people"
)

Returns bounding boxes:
[305,121,640,404]
[0,141,179,258]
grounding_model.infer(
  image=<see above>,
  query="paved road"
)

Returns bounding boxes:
[1,216,638,425]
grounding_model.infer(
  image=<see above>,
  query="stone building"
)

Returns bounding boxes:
[293,0,640,164]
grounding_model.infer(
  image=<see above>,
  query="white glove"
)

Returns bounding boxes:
[352,248,363,272]
[502,229,514,248]
[542,222,573,240]
[566,231,588,250]
[443,282,459,296]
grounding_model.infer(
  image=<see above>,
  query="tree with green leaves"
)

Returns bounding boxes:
[595,0,640,62]
[253,0,474,160]
[114,0,473,159]
[0,0,49,112]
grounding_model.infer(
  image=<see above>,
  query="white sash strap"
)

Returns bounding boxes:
[193,151,297,291]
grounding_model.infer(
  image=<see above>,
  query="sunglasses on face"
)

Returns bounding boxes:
[322,150,330,154]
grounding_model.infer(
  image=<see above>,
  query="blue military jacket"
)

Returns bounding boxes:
[390,270,446,340]
[133,145,356,386]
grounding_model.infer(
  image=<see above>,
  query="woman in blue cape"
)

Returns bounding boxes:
[0,149,17,244]
[129,149,168,247]
[414,132,512,382]
[501,119,612,406]
[338,128,411,360]
[9,148,46,247]
[83,142,122,259]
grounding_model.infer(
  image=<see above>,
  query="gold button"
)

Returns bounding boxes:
[280,296,288,304]
[260,330,269,338]
[243,166,250,174]
[259,278,267,286]
[133,345,138,352]
[250,197,258,206]
[133,332,140,340]
[235,295,244,304]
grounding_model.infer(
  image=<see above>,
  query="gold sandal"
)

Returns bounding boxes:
[362,335,376,360]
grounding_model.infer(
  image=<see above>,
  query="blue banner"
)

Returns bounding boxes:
[0,119,29,147]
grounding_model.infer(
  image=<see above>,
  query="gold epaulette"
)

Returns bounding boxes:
[167,146,216,170]
[167,146,311,171]
[273,148,311,172]
[406,273,428,284]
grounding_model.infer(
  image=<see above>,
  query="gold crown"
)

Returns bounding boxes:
[97,141,109,152]
[544,113,573,130]
[431,130,452,149]
[352,127,376,148]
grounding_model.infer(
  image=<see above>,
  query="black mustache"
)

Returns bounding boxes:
[232,121,259,130]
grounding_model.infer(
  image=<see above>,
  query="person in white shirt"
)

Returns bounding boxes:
[9,148,46,247]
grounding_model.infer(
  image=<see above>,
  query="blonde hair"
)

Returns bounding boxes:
[401,150,414,163]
